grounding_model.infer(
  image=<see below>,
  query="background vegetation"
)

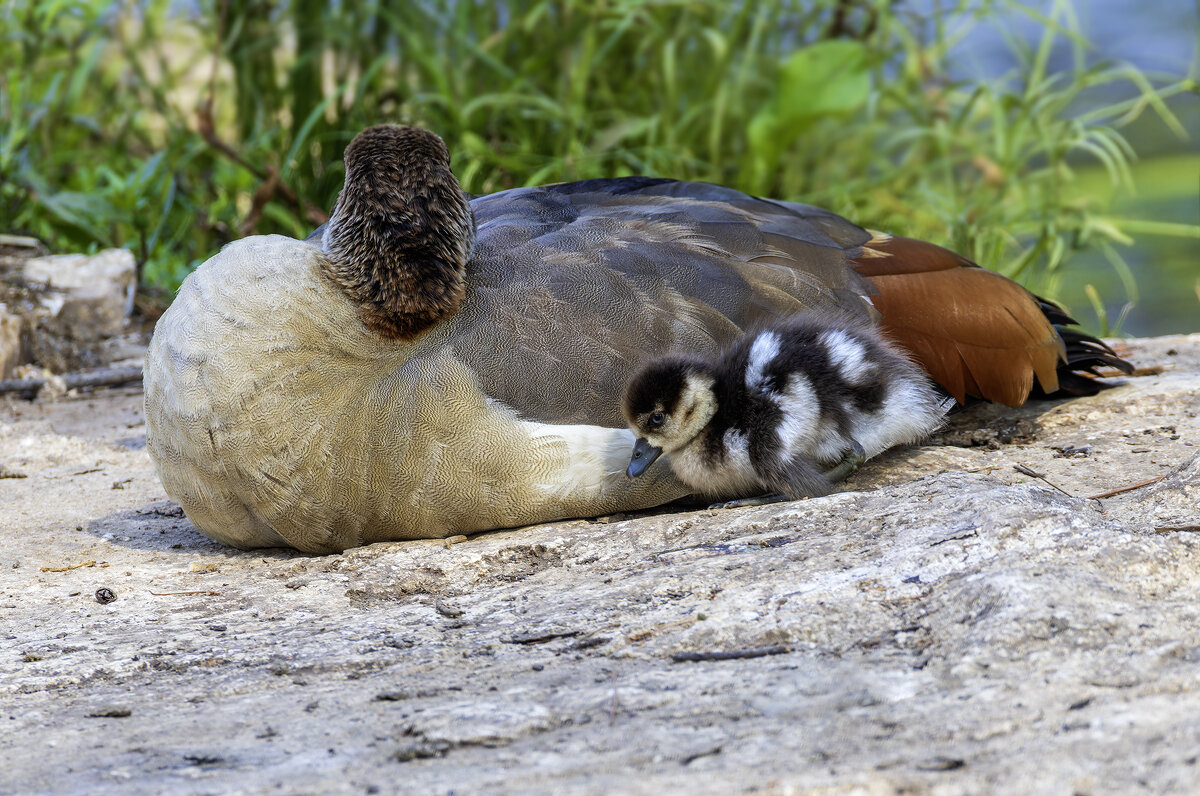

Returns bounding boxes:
[1,0,1196,332]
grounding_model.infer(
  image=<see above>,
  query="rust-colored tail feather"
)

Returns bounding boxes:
[851,235,1130,407]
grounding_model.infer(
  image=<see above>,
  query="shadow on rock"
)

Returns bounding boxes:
[85,500,304,559]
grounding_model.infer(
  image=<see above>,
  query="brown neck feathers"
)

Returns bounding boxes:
[322,125,475,340]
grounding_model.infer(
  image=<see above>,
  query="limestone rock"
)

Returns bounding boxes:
[0,333,1197,794]
[0,305,20,378]
[23,249,135,341]
[8,248,137,372]
[1,244,144,378]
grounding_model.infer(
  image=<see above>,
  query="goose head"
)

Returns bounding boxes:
[321,124,476,340]
[623,356,718,478]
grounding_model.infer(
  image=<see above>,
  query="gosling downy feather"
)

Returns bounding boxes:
[144,124,1129,553]
[622,314,949,502]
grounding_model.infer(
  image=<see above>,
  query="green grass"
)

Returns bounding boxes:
[1,0,1195,327]
[1051,152,1199,335]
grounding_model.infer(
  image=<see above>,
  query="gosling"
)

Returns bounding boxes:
[622,313,951,507]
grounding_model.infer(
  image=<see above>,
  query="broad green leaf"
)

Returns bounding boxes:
[771,39,871,126]
[746,39,872,185]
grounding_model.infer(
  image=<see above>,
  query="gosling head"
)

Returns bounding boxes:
[622,356,718,478]
[322,124,476,341]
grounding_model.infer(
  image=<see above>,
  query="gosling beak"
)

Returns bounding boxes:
[626,437,664,479]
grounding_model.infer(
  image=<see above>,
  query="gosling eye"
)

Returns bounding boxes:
[647,411,666,429]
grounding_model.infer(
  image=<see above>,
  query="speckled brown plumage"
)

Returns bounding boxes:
[321,125,475,340]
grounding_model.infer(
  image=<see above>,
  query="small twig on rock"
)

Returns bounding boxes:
[40,560,102,572]
[930,529,978,547]
[0,366,143,397]
[671,645,790,663]
[1154,524,1200,534]
[567,636,609,652]
[681,745,724,765]
[1087,475,1167,500]
[916,756,966,771]
[1013,464,1074,497]
[433,601,463,618]
[85,706,131,718]
[504,630,581,645]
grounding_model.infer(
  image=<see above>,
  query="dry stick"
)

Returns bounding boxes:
[0,234,42,248]
[672,645,791,663]
[1154,525,1200,534]
[195,103,326,229]
[1014,464,1074,497]
[237,167,282,237]
[627,617,698,643]
[149,590,223,596]
[1087,475,1167,501]
[0,366,143,397]
[504,630,580,645]
[40,560,100,572]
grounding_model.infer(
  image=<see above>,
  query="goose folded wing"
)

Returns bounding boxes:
[455,179,878,426]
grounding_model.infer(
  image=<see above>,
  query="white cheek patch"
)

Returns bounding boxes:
[745,331,781,391]
[673,373,718,449]
[820,329,873,385]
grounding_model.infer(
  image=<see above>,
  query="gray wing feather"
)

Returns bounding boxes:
[444,179,877,426]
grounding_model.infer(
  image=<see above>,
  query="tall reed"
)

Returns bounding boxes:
[1,0,1192,319]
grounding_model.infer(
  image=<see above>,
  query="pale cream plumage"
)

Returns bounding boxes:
[144,235,686,553]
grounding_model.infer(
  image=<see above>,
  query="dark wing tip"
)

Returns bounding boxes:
[1057,327,1135,374]
[1032,325,1134,400]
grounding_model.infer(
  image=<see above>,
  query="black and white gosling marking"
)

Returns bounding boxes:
[622,314,951,507]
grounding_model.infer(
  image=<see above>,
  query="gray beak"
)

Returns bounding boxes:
[626,437,663,479]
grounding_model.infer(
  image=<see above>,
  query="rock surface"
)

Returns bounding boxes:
[0,307,20,378]
[1,334,1198,795]
[22,249,136,341]
[1,247,141,375]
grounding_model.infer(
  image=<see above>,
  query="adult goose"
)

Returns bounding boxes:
[144,125,1128,553]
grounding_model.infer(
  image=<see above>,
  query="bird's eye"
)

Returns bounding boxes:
[648,411,666,428]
